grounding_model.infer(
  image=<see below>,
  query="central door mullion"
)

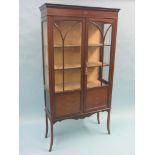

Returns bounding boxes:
[82,18,88,113]
[81,18,85,113]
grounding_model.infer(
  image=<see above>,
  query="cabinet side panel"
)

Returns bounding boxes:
[45,90,50,112]
[43,22,49,90]
[107,19,118,107]
[42,21,50,112]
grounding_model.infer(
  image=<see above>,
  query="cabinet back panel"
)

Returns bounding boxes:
[88,22,102,44]
[54,47,81,67]
[55,69,81,84]
[53,21,82,46]
[87,67,99,82]
[54,69,81,92]
[88,47,100,62]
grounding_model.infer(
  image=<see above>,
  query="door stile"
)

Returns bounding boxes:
[52,17,86,116]
[83,18,88,113]
[107,18,118,108]
[47,16,55,120]
[99,23,104,86]
[83,18,115,112]
[81,18,86,113]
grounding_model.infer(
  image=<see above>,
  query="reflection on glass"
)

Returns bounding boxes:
[104,24,112,45]
[103,46,111,64]
[102,67,109,82]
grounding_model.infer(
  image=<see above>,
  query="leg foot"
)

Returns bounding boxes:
[97,112,100,124]
[107,110,111,134]
[45,114,48,138]
[49,121,53,152]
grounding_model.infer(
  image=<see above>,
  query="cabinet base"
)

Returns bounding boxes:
[44,108,111,151]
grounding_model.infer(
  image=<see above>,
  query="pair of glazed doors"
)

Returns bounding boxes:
[43,16,116,116]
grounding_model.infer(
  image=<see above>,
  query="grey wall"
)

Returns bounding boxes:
[19,0,135,118]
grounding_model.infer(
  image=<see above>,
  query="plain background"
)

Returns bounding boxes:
[19,0,134,155]
[2,1,155,155]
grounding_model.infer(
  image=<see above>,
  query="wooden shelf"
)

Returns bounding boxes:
[54,44,111,48]
[55,82,80,92]
[54,44,81,47]
[54,61,107,70]
[102,63,110,67]
[55,80,107,92]
[87,61,102,67]
[88,43,111,47]
[87,80,102,88]
[54,63,81,69]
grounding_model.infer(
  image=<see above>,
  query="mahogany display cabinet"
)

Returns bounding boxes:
[39,3,119,151]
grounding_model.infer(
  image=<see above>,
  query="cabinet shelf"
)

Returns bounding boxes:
[87,61,102,67]
[55,80,107,92]
[54,44,81,48]
[54,61,109,70]
[88,43,111,47]
[54,44,111,48]
[54,63,81,69]
[87,61,109,67]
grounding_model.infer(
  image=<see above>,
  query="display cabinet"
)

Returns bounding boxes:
[40,3,119,151]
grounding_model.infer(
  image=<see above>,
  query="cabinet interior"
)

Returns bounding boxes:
[53,20,110,92]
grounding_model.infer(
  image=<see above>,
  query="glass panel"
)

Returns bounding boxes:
[87,67,101,88]
[87,21,112,88]
[104,46,111,64]
[64,69,81,91]
[104,24,112,45]
[42,22,49,90]
[53,20,82,92]
[102,67,109,81]
[55,70,63,92]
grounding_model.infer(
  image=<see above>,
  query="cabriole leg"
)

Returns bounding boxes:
[49,121,53,152]
[45,113,48,138]
[97,112,100,124]
[107,110,111,134]
[44,88,48,138]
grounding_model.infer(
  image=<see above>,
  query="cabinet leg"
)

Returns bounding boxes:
[45,113,48,138]
[97,112,100,124]
[107,110,111,134]
[49,121,53,152]
[44,88,48,138]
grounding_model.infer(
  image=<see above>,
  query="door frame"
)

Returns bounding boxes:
[52,16,86,118]
[83,17,115,113]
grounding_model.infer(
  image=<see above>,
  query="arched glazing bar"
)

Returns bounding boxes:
[89,21,112,45]
[54,21,81,91]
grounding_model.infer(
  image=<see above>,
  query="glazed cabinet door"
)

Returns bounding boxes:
[52,17,85,118]
[84,18,115,112]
